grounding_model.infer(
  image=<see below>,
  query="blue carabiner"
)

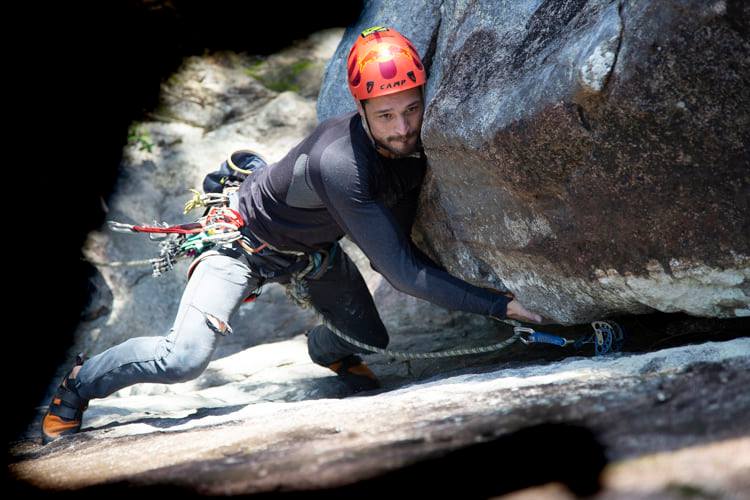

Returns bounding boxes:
[516,327,570,347]
[528,331,569,347]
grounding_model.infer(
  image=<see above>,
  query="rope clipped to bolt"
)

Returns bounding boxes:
[285,276,625,359]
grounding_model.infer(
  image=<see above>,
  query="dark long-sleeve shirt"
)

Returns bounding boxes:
[236,111,509,319]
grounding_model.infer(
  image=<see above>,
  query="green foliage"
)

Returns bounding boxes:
[127,123,154,153]
[244,57,315,93]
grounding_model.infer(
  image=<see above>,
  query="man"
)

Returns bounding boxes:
[41,25,542,444]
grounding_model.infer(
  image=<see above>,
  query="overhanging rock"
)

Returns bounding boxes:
[318,0,750,324]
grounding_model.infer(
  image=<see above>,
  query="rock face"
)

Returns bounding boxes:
[11,339,750,497]
[318,0,750,324]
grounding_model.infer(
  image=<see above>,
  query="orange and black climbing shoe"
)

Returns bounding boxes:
[327,354,381,393]
[41,353,89,445]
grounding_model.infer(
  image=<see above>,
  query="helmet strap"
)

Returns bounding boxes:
[360,101,391,155]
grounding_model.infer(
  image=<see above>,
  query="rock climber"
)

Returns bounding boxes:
[41,25,542,444]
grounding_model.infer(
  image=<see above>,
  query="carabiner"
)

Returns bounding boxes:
[515,327,572,347]
[515,326,537,345]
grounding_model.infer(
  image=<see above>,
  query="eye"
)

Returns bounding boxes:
[379,113,392,120]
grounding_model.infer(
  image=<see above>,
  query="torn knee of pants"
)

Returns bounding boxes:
[198,308,234,336]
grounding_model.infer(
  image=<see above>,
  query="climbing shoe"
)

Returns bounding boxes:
[41,353,89,444]
[327,354,381,393]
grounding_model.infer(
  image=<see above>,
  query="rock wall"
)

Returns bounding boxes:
[318,0,750,324]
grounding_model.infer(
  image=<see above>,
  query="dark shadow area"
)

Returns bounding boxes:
[519,312,748,360]
[612,312,750,352]
[481,311,750,364]
[299,422,606,499]
[9,0,362,482]
[7,423,607,499]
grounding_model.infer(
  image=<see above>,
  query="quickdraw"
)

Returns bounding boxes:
[516,320,626,356]
[87,150,271,277]
[182,189,232,215]
[105,203,265,277]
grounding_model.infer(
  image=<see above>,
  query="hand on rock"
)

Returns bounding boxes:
[505,298,543,324]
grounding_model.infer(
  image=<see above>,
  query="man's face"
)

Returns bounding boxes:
[357,86,424,159]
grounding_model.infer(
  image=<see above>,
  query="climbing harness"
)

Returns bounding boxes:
[84,149,271,278]
[105,204,257,277]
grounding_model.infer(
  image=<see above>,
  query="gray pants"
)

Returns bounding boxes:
[71,241,390,401]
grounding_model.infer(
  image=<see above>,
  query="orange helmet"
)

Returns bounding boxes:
[346,26,426,102]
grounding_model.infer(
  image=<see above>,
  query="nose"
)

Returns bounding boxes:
[395,115,410,137]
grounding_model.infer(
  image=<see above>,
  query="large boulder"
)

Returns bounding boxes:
[318,0,750,324]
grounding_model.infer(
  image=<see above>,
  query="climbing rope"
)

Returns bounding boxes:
[284,261,625,359]
[319,317,523,360]
[316,310,623,360]
[284,272,524,360]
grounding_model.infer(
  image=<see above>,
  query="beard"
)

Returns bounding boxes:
[376,131,422,159]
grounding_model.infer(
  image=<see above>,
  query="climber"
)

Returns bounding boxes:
[41,25,542,444]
